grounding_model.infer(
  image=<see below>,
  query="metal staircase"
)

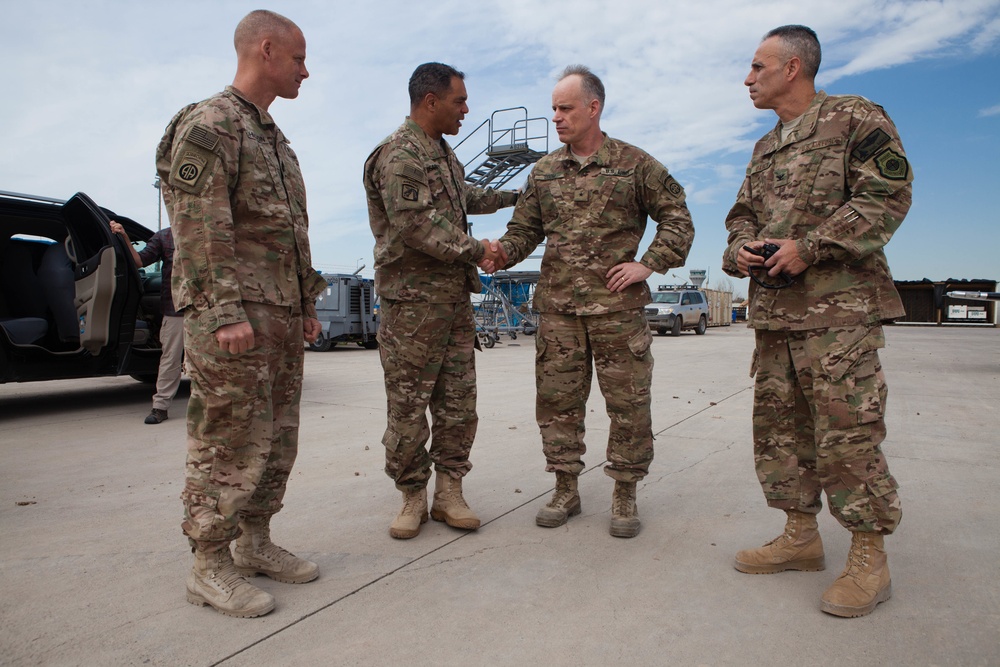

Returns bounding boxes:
[454,107,548,189]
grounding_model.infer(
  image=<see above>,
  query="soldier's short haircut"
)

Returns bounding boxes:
[558,65,606,111]
[409,63,465,106]
[764,25,822,80]
[234,9,298,52]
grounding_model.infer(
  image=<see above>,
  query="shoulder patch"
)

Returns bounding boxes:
[185,124,220,151]
[401,180,420,202]
[169,147,217,194]
[659,172,684,200]
[852,128,891,163]
[174,151,207,187]
[873,148,909,180]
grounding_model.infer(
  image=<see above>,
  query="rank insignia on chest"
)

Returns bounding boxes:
[574,190,590,202]
[874,148,909,180]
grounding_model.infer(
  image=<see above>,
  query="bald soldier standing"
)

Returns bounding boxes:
[496,66,694,538]
[724,25,910,617]
[156,10,327,617]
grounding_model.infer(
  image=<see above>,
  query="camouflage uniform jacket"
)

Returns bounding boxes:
[155,86,326,332]
[364,118,518,302]
[723,91,912,330]
[499,134,693,315]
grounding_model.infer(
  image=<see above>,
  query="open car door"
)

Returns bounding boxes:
[61,193,142,358]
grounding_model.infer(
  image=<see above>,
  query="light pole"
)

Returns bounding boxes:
[152,175,162,231]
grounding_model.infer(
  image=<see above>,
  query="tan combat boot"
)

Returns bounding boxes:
[431,470,481,530]
[535,471,582,528]
[389,487,428,539]
[233,517,319,584]
[186,548,275,618]
[610,481,640,538]
[734,510,826,574]
[820,532,891,617]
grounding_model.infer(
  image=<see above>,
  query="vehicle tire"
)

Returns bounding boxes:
[657,327,667,336]
[670,317,682,337]
[363,338,379,350]
[309,334,333,352]
[695,315,707,335]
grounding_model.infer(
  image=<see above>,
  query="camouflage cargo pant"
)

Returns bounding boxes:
[752,324,902,534]
[535,310,654,482]
[378,298,477,491]
[181,302,305,552]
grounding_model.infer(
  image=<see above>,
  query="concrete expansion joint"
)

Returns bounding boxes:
[641,442,736,486]
[409,541,543,571]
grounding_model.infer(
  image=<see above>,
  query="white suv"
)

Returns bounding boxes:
[644,286,709,336]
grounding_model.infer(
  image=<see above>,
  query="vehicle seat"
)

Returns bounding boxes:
[0,242,49,345]
[37,242,79,344]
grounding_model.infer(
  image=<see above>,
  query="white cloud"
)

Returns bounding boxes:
[1,0,999,283]
[979,103,1000,117]
[819,0,1000,81]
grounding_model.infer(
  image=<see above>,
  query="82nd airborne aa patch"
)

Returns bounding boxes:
[874,148,909,180]
[659,172,684,200]
[174,151,207,188]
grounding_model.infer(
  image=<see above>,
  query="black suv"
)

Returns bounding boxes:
[0,191,163,384]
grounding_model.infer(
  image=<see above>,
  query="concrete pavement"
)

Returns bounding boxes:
[1,324,998,666]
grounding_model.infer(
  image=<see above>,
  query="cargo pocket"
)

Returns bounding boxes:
[624,323,654,396]
[382,428,402,454]
[381,318,432,371]
[626,325,653,360]
[392,334,431,369]
[821,327,886,429]
[535,334,548,363]
[854,471,901,530]
[192,366,259,446]
[867,472,899,499]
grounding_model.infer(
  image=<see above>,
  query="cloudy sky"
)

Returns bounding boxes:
[3,0,999,292]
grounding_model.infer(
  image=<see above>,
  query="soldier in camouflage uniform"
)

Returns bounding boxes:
[155,10,328,618]
[364,63,516,540]
[723,25,910,618]
[496,66,694,538]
